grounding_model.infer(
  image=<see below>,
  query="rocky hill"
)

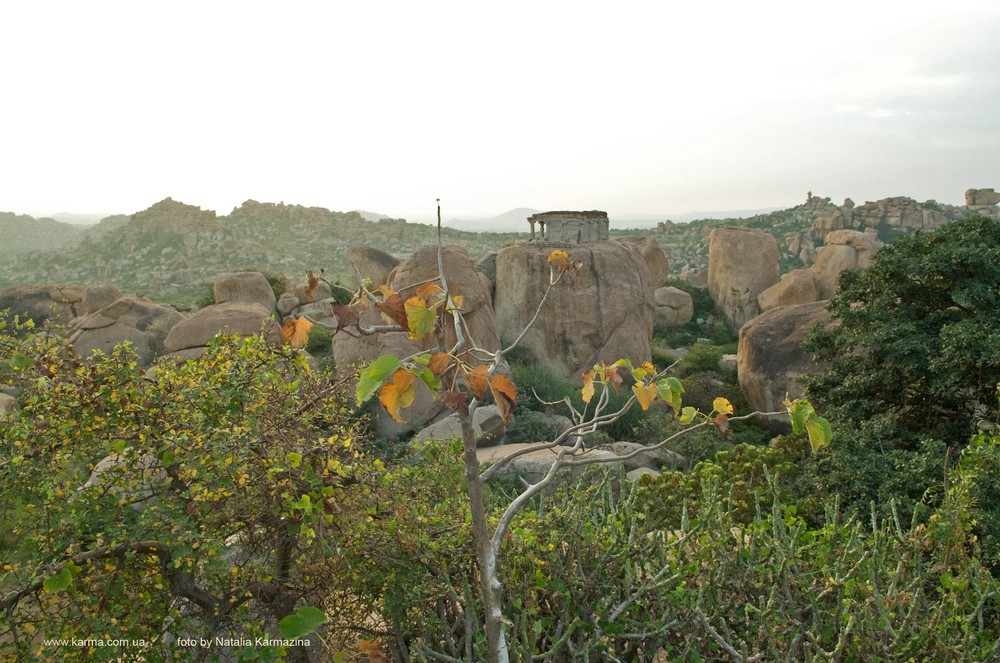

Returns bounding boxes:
[653,189,997,277]
[0,198,521,303]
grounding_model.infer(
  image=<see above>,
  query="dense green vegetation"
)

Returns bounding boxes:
[803,215,1000,566]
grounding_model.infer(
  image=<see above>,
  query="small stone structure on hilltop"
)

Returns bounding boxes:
[527,211,609,243]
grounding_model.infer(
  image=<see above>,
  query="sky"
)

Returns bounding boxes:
[2,1,999,224]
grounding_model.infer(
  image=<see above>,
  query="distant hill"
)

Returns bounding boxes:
[0,199,522,303]
[0,212,84,255]
[445,208,542,232]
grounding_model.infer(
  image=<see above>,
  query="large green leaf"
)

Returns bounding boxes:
[356,355,401,405]
[278,605,328,639]
[805,416,833,454]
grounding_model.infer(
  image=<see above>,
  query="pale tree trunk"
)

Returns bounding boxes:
[459,412,509,663]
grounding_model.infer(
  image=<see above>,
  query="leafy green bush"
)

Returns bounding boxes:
[803,214,1000,529]
[0,327,364,660]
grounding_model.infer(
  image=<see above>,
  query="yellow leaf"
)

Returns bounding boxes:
[632,381,658,411]
[547,249,569,263]
[713,397,734,415]
[581,369,596,403]
[447,294,465,311]
[378,368,415,423]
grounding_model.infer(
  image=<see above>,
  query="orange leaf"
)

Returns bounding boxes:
[376,284,395,298]
[376,293,409,331]
[603,363,623,394]
[489,373,517,422]
[305,270,320,300]
[427,352,451,377]
[379,368,415,422]
[632,381,657,411]
[713,413,730,437]
[281,316,314,349]
[357,639,389,663]
[464,365,489,398]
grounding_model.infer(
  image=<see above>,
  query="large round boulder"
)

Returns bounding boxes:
[213,270,276,312]
[708,228,778,328]
[67,297,186,367]
[654,286,694,328]
[388,245,499,353]
[494,241,654,381]
[758,269,819,312]
[736,301,832,433]
[163,303,281,355]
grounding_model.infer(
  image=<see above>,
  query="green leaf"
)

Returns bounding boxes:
[287,452,303,468]
[356,355,401,405]
[293,494,312,512]
[416,367,440,392]
[804,416,833,454]
[787,399,815,434]
[656,377,684,415]
[43,566,74,593]
[278,605,328,639]
[404,297,437,340]
[679,406,698,425]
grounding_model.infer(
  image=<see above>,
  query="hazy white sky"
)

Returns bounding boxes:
[2,1,998,222]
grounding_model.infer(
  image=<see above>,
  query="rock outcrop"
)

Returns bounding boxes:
[410,405,505,448]
[493,241,654,381]
[966,188,1000,211]
[476,443,621,485]
[68,298,186,367]
[348,245,400,289]
[0,283,122,328]
[736,301,832,433]
[708,228,778,328]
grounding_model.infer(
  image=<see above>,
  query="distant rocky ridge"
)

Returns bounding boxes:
[3,188,997,305]
[0,198,520,303]
[655,188,998,278]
